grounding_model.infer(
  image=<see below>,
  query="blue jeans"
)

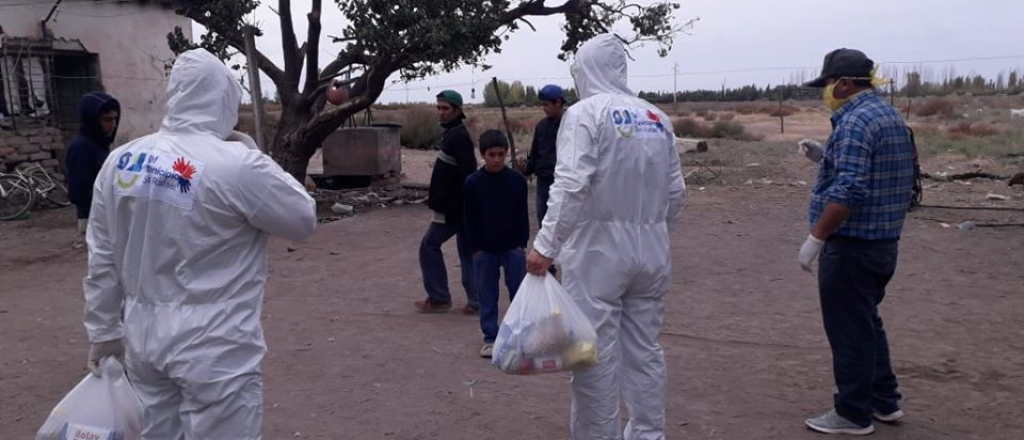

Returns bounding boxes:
[818,236,902,427]
[475,249,526,343]
[535,176,554,227]
[419,221,477,306]
[535,176,558,276]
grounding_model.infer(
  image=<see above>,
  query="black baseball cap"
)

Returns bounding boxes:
[805,48,875,88]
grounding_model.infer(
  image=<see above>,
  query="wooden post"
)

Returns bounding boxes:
[491,77,517,164]
[778,89,785,134]
[243,26,266,153]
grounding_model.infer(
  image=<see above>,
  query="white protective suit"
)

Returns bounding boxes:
[533,34,686,440]
[83,49,317,440]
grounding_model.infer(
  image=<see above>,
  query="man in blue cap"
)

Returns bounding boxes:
[415,90,480,314]
[524,85,566,229]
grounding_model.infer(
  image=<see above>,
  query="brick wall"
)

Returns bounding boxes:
[0,120,65,178]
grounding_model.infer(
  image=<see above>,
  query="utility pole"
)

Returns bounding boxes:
[673,62,678,106]
[243,25,266,153]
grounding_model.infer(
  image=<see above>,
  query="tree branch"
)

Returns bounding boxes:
[303,60,394,153]
[302,0,323,98]
[278,0,302,87]
[175,9,288,92]
[499,0,582,24]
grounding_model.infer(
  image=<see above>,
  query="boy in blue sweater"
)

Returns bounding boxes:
[464,130,530,358]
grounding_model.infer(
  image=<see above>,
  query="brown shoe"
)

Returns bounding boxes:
[460,304,480,315]
[415,298,452,313]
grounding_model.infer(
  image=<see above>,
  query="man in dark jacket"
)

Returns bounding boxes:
[66,92,120,233]
[415,90,479,314]
[524,85,565,227]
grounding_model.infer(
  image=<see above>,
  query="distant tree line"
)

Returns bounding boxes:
[901,70,1024,97]
[637,69,1024,104]
[483,79,578,107]
[638,84,820,103]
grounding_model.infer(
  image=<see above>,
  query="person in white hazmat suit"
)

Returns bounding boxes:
[81,48,317,439]
[526,34,686,440]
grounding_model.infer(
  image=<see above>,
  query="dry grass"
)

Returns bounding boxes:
[766,105,799,117]
[947,121,1002,138]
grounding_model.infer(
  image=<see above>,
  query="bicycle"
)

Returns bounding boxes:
[0,163,71,221]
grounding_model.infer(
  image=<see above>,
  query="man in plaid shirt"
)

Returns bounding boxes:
[796,48,916,436]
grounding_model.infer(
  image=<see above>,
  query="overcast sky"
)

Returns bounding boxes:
[224,0,1024,104]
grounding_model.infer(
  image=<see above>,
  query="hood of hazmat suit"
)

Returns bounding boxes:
[82,48,316,439]
[533,34,686,440]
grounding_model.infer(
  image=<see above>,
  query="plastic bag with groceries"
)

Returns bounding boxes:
[493,273,598,375]
[36,357,144,440]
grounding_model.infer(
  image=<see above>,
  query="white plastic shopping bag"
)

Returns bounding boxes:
[493,273,598,375]
[36,357,143,440]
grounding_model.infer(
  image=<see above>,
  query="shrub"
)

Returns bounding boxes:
[694,108,710,118]
[400,107,443,149]
[917,98,956,118]
[709,121,747,139]
[719,112,736,121]
[673,117,755,140]
[673,117,706,138]
[702,111,718,122]
[676,110,692,118]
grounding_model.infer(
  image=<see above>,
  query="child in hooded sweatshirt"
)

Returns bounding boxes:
[66,92,120,234]
[463,130,530,358]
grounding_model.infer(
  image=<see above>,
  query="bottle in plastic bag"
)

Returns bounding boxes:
[36,357,144,440]
[493,273,599,375]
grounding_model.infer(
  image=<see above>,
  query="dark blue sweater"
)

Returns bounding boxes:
[66,92,120,219]
[525,116,560,179]
[463,167,529,254]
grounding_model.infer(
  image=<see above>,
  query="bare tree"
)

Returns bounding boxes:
[168,0,686,180]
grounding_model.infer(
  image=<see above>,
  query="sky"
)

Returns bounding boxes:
[222,0,1024,104]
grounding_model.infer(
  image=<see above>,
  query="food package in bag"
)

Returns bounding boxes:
[35,357,144,440]
[493,273,598,375]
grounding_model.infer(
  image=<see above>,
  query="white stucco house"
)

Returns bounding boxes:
[0,0,191,143]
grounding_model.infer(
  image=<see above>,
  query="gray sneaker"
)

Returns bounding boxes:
[873,409,904,423]
[805,410,874,435]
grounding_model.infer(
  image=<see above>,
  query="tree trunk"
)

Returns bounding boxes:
[271,97,366,182]
[270,105,315,181]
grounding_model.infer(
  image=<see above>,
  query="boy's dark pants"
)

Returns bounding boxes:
[475,249,527,342]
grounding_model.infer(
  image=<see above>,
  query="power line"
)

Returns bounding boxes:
[0,0,132,7]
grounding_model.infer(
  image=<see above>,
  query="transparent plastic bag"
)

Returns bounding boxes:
[36,357,144,440]
[493,273,598,375]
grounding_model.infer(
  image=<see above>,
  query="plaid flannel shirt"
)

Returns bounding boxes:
[809,91,916,240]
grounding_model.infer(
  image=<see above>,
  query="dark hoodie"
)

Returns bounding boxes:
[427,116,477,224]
[66,92,120,219]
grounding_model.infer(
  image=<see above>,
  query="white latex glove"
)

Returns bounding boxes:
[798,234,825,273]
[87,339,125,377]
[798,139,824,163]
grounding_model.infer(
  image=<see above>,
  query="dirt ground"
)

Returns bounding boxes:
[2,132,1024,439]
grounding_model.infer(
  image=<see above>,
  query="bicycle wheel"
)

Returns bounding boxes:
[43,181,72,207]
[27,168,72,207]
[0,175,35,221]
